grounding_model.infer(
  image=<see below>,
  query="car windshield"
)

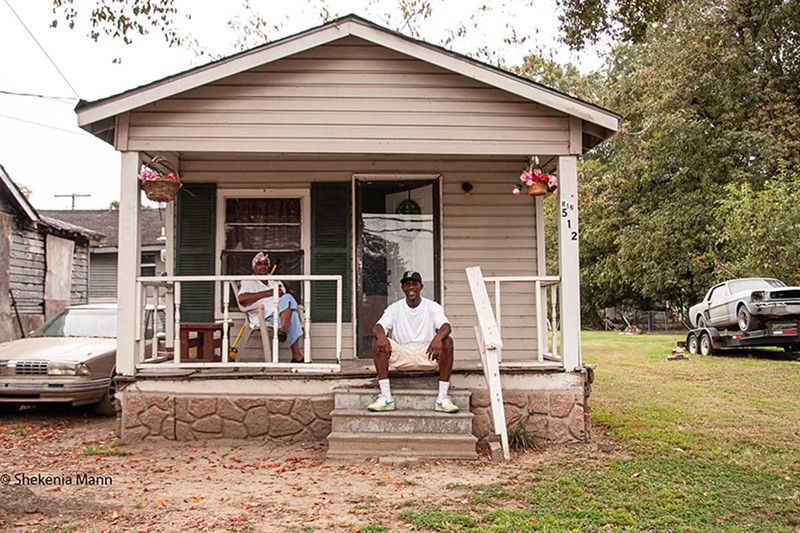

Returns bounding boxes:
[728,279,786,293]
[30,308,117,338]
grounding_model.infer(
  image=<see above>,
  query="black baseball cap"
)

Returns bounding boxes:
[400,271,423,284]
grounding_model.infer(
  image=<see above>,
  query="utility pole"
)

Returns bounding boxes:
[54,193,91,210]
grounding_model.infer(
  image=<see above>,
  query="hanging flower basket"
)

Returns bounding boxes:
[512,156,558,198]
[141,178,181,202]
[527,181,548,196]
[139,156,181,202]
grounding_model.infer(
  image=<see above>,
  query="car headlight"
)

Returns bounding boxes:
[751,291,765,301]
[47,362,91,376]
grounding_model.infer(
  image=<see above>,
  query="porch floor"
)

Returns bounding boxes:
[132,357,564,380]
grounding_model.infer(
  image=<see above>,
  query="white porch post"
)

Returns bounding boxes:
[163,201,175,349]
[535,195,547,357]
[557,156,582,371]
[117,151,142,376]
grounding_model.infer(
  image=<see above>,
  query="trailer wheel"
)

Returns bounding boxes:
[737,305,760,332]
[687,333,699,355]
[699,332,715,356]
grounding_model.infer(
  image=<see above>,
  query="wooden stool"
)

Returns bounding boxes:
[179,322,224,362]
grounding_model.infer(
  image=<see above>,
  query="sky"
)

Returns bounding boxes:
[0,0,605,210]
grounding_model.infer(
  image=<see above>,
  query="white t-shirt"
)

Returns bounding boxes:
[377,297,449,347]
[238,279,284,329]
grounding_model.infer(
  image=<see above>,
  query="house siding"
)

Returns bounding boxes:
[181,154,541,362]
[127,37,570,156]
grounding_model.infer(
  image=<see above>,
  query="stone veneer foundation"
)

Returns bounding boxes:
[119,387,590,445]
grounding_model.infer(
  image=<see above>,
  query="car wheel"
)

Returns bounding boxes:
[687,333,699,355]
[93,374,119,417]
[699,332,715,356]
[737,305,760,332]
[696,315,707,328]
[0,404,19,415]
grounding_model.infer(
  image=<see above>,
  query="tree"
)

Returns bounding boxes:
[711,163,800,284]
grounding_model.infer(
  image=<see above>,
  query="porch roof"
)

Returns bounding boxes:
[76,14,620,147]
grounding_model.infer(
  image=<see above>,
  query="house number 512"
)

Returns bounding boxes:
[561,200,578,241]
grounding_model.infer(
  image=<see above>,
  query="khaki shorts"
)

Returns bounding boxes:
[387,339,439,371]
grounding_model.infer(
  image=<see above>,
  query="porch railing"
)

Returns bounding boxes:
[483,275,561,363]
[135,275,342,370]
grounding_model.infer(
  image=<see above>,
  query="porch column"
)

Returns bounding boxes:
[535,195,547,354]
[117,151,142,376]
[557,156,582,371]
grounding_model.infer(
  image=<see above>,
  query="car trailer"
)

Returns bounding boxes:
[685,320,800,356]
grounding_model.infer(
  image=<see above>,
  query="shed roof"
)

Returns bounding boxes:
[77,14,620,145]
[40,209,166,248]
[0,164,100,240]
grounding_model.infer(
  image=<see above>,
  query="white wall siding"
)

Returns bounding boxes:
[181,154,542,362]
[128,37,570,155]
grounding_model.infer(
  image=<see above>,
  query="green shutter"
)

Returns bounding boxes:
[311,183,351,322]
[176,183,216,322]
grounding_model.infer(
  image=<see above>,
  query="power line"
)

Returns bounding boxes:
[0,112,93,138]
[0,89,76,102]
[2,0,81,99]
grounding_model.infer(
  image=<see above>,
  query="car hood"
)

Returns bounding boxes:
[0,337,116,362]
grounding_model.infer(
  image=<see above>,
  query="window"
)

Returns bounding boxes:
[221,197,306,297]
[708,285,729,302]
[141,252,157,277]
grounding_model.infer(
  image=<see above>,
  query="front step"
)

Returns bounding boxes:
[332,409,473,434]
[334,387,471,411]
[327,432,478,459]
[326,387,478,460]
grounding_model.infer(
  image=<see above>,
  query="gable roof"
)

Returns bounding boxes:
[0,163,38,222]
[77,14,620,140]
[0,164,100,240]
[40,209,166,248]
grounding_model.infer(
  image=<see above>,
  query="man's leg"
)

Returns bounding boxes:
[368,339,395,411]
[435,337,459,413]
[438,336,454,381]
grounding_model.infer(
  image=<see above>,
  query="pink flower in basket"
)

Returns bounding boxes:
[138,156,179,182]
[512,156,557,196]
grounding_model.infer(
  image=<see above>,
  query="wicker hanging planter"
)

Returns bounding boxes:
[139,156,181,202]
[527,181,548,196]
[141,178,182,202]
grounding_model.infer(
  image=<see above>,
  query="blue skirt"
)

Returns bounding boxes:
[265,293,303,346]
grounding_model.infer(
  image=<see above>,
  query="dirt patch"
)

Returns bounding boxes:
[0,407,618,532]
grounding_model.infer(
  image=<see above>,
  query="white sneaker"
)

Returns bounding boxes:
[367,396,395,412]
[434,396,460,413]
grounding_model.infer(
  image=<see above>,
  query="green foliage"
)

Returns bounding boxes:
[398,507,476,530]
[711,163,800,283]
[51,0,184,46]
[556,0,678,49]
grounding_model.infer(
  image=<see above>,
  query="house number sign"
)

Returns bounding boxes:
[561,198,578,242]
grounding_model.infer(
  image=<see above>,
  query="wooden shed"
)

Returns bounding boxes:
[0,165,98,342]
[75,15,619,454]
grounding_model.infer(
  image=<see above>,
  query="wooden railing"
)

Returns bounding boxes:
[483,275,561,363]
[135,275,342,370]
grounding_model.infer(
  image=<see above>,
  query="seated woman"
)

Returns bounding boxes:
[237,252,304,363]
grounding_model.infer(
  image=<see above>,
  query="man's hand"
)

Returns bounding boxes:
[374,336,392,358]
[427,337,443,361]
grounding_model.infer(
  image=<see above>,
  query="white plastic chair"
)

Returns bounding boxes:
[231,281,306,362]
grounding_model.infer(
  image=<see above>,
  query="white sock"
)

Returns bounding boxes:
[438,381,450,401]
[379,379,392,400]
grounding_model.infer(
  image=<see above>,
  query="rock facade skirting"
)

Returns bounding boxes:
[119,388,590,445]
[119,391,334,444]
[470,389,591,444]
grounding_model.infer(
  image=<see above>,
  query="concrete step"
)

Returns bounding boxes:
[326,432,478,459]
[334,387,471,411]
[331,409,473,434]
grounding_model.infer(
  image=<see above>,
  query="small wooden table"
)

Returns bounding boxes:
[179,322,224,362]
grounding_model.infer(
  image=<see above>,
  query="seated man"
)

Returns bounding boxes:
[237,252,304,363]
[369,271,459,413]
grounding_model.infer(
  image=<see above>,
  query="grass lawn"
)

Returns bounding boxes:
[399,331,800,532]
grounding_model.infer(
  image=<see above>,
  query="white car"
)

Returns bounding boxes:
[0,305,118,415]
[689,278,800,332]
